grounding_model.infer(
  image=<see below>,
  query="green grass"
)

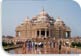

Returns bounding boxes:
[77,47,81,49]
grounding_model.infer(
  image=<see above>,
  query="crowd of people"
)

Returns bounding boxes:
[22,39,62,51]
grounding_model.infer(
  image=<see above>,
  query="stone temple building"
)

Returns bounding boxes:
[15,9,71,39]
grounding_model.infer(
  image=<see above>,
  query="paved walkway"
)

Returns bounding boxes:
[21,46,81,54]
[8,42,81,54]
[8,46,81,54]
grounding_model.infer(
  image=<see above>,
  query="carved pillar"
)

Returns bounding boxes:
[69,31,71,38]
[16,31,19,37]
[49,29,50,37]
[39,29,41,38]
[67,31,71,38]
[45,29,47,38]
[35,30,37,38]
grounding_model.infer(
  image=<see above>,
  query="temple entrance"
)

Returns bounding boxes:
[41,31,45,36]
[37,29,50,38]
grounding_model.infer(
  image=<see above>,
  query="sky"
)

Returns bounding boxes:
[2,0,81,37]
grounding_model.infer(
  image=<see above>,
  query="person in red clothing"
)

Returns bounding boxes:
[22,42,26,54]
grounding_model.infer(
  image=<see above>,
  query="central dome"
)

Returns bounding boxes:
[39,11,48,16]
[32,8,54,22]
[38,16,48,22]
[38,16,48,19]
[56,17,63,22]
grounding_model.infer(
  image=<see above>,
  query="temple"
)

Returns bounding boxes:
[15,9,71,39]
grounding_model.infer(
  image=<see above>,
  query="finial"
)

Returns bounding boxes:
[43,7,44,12]
[41,7,45,16]
[42,6,45,12]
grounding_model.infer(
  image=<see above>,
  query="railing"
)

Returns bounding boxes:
[3,44,23,51]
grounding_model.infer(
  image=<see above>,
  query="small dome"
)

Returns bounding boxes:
[18,25,22,27]
[24,16,30,22]
[54,17,65,27]
[17,24,22,28]
[56,17,62,22]
[66,26,71,31]
[32,16,37,19]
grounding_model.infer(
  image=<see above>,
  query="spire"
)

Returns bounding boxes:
[42,7,44,16]
[42,7,44,12]
[39,7,48,16]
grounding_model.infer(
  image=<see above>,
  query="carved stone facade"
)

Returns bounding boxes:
[16,9,71,39]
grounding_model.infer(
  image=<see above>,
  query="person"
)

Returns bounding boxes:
[22,42,26,54]
[26,40,32,51]
[29,41,32,48]
[53,41,55,48]
[58,40,62,54]
[32,41,35,48]
[50,40,55,48]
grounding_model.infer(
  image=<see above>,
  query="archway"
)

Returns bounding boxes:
[41,31,45,36]
[37,31,39,37]
[66,31,70,38]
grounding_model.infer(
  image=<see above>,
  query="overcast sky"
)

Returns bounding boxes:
[2,0,81,37]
